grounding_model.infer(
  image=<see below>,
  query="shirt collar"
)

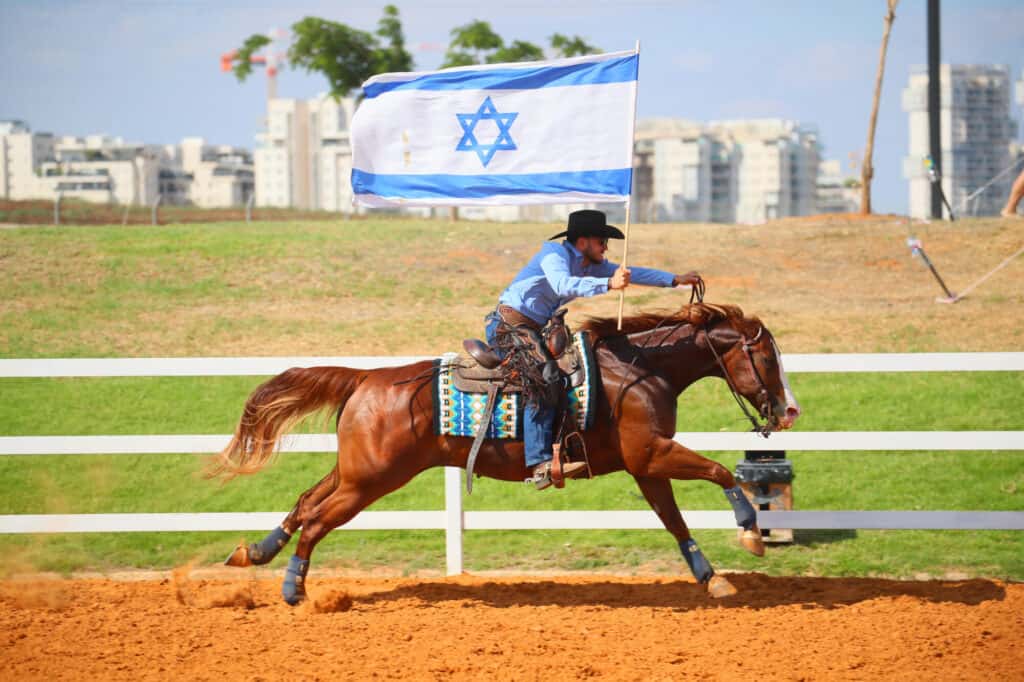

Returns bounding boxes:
[562,240,583,259]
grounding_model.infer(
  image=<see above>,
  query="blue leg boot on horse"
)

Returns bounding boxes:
[224,525,293,567]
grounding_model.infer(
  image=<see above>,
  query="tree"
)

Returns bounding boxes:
[371,5,413,74]
[229,12,600,96]
[490,40,545,64]
[860,0,898,215]
[226,5,412,99]
[549,33,600,58]
[442,20,505,67]
[441,21,600,68]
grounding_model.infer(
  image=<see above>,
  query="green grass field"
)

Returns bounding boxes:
[1,218,1022,579]
[1,372,1021,579]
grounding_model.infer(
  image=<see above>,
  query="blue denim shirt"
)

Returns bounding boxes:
[497,240,675,324]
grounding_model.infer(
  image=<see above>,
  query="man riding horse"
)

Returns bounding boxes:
[487,209,703,490]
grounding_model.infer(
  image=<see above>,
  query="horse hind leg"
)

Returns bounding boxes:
[633,475,738,599]
[224,467,339,568]
[280,483,371,605]
[280,452,429,606]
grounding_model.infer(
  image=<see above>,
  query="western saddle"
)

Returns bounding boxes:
[456,309,590,493]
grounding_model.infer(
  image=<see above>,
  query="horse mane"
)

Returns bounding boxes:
[580,302,759,339]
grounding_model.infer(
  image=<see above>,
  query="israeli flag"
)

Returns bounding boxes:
[350,49,639,207]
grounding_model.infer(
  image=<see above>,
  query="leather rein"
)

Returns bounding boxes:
[610,278,775,436]
[702,325,774,437]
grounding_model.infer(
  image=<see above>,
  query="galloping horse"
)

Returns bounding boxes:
[213,303,801,603]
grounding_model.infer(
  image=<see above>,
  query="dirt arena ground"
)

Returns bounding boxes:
[2,571,1021,681]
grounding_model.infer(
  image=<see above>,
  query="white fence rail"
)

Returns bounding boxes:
[2,354,1022,575]
[2,352,1023,377]
[2,431,1022,456]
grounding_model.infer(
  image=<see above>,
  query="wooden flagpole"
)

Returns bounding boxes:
[617,40,641,331]
[616,199,632,329]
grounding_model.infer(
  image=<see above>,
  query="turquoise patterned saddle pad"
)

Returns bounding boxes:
[433,331,598,440]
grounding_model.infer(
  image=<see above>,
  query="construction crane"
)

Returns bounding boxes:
[220,29,288,102]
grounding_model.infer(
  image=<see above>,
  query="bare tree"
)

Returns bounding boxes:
[861,0,898,215]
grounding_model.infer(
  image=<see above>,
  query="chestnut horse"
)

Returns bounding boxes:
[214,303,801,604]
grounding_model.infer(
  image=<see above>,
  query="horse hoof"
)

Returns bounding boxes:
[707,575,737,599]
[738,528,765,557]
[224,543,253,567]
[282,586,306,606]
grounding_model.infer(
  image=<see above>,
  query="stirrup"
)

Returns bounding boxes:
[528,461,586,490]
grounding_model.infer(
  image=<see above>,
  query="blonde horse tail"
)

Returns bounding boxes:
[209,366,368,479]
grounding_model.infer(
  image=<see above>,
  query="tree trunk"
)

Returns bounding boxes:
[860,0,898,216]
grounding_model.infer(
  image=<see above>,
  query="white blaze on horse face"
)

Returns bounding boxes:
[772,338,801,428]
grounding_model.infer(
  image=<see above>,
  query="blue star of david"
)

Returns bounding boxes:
[455,96,518,167]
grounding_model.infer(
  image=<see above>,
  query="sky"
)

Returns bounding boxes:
[2,0,1022,215]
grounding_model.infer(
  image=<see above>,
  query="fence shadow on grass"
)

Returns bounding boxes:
[793,529,859,546]
[352,574,1006,612]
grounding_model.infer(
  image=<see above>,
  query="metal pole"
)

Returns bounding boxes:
[925,156,955,220]
[53,192,61,226]
[916,248,955,299]
[927,0,943,220]
[151,194,162,226]
[245,192,255,223]
[908,237,955,300]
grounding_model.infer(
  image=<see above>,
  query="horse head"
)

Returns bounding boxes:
[696,304,801,432]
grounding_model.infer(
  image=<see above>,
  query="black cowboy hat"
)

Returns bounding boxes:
[548,209,626,241]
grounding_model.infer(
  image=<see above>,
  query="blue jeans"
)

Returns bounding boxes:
[485,314,554,468]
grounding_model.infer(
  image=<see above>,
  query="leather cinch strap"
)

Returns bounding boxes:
[464,381,502,494]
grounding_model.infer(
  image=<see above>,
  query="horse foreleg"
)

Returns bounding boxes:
[633,476,736,598]
[632,436,765,557]
[224,467,339,568]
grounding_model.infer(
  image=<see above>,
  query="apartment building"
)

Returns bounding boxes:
[816,160,860,214]
[37,135,168,205]
[0,120,55,200]
[179,138,254,208]
[1,121,256,207]
[254,94,357,211]
[902,64,1020,217]
[635,118,821,224]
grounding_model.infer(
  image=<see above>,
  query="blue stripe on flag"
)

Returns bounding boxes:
[351,168,632,199]
[363,54,638,99]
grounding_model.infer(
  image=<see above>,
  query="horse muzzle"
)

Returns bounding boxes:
[773,397,801,430]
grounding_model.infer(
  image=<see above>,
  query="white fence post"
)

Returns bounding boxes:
[444,466,464,575]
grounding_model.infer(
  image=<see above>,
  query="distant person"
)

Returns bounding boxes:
[1001,167,1024,218]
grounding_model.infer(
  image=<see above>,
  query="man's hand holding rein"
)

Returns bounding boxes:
[672,271,702,288]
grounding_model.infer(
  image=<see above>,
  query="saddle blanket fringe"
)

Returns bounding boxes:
[434,331,597,440]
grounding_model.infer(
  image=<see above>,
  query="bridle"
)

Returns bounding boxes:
[703,324,775,437]
[607,278,777,436]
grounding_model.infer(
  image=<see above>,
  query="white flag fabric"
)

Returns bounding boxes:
[350,50,639,207]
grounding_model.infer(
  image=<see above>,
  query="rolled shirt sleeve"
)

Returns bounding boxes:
[540,250,610,297]
[497,241,679,324]
[590,259,676,287]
